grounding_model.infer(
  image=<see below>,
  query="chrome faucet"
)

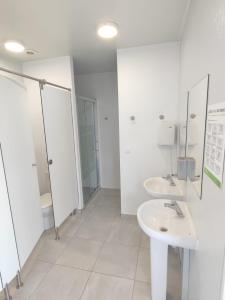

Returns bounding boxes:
[163,174,176,186]
[164,200,185,218]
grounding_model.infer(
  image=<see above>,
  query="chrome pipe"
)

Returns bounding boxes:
[0,66,71,91]
[4,283,12,300]
[16,271,23,289]
[55,227,60,240]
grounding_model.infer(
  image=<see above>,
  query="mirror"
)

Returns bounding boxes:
[186,75,209,198]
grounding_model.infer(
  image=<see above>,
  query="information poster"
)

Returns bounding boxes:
[204,102,225,188]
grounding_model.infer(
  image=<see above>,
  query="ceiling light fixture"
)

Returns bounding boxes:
[4,40,25,53]
[97,22,118,39]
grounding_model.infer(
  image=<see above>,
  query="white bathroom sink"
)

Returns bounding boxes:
[137,199,197,249]
[137,199,198,300]
[143,177,184,201]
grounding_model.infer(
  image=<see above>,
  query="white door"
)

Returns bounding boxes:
[41,85,78,228]
[0,75,43,267]
[0,145,20,289]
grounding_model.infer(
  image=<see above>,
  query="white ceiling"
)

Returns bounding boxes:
[0,0,188,74]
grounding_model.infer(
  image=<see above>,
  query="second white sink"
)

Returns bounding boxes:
[143,176,185,200]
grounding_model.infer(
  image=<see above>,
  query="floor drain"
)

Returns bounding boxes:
[160,227,168,232]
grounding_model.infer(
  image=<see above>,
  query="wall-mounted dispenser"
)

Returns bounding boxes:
[177,157,196,181]
[158,121,176,146]
[179,120,198,146]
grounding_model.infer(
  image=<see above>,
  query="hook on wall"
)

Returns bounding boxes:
[190,113,196,119]
[159,114,165,120]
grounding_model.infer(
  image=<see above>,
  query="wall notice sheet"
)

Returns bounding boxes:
[204,102,225,188]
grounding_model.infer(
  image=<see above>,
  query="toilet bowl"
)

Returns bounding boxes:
[40,193,54,230]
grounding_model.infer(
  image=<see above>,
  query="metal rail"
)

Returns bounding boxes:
[0,66,71,91]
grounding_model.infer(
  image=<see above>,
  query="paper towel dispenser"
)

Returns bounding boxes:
[158,121,176,146]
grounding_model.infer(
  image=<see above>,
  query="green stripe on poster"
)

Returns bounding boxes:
[204,167,222,188]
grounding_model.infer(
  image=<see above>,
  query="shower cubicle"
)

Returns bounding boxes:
[77,96,100,204]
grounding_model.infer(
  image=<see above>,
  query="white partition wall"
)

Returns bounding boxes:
[0,145,20,289]
[0,75,43,267]
[41,85,78,228]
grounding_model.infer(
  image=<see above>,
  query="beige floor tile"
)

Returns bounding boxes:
[56,237,102,271]
[1,190,182,300]
[94,243,139,279]
[80,272,133,300]
[99,188,121,197]
[9,261,53,300]
[60,213,83,238]
[29,265,90,300]
[81,202,96,217]
[37,235,69,264]
[136,248,151,282]
[94,195,121,207]
[82,199,120,220]
[132,281,151,300]
[140,233,150,249]
[107,219,141,246]
[75,217,114,242]
[83,211,115,224]
[120,214,138,225]
[85,205,120,221]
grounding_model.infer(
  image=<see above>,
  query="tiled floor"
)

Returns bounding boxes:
[1,189,181,300]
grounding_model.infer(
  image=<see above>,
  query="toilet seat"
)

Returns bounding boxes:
[40,193,52,208]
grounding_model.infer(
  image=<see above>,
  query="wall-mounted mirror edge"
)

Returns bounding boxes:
[185,74,210,199]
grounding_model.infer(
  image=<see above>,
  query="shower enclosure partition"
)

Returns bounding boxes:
[77,96,99,204]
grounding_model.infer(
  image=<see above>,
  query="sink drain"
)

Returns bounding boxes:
[160,227,168,232]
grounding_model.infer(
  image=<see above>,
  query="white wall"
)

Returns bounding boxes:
[23,57,82,207]
[179,0,225,299]
[0,57,22,82]
[75,72,120,189]
[117,42,180,214]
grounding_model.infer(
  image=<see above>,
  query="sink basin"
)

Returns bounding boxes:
[143,177,184,201]
[137,199,197,300]
[137,199,197,249]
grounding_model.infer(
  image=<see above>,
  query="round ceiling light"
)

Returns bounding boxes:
[97,22,118,39]
[4,40,25,53]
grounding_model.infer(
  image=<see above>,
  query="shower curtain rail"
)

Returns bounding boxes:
[0,66,71,91]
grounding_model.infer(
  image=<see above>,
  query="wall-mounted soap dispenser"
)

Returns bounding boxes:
[158,121,176,146]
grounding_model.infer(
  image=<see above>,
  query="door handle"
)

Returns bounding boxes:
[48,159,53,165]
[32,163,37,167]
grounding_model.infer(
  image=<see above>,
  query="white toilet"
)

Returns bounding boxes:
[40,193,54,230]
